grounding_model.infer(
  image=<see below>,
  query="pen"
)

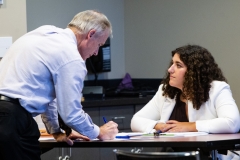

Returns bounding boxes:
[102,117,107,123]
[160,134,175,136]
[115,135,130,139]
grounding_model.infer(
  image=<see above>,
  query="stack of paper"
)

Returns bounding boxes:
[159,132,208,137]
[115,132,208,139]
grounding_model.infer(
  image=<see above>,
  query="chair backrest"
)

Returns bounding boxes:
[113,149,200,160]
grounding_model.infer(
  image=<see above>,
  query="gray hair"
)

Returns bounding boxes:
[68,10,112,37]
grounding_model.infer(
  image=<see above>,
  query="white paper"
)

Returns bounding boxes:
[159,132,208,137]
[39,137,55,141]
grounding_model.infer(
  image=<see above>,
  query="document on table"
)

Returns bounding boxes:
[158,132,208,137]
[39,137,55,141]
[115,132,208,139]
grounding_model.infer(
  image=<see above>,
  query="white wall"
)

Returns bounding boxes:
[0,0,26,41]
[1,0,240,107]
[26,0,125,80]
[125,0,240,107]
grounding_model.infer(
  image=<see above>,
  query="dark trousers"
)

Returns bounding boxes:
[0,101,41,160]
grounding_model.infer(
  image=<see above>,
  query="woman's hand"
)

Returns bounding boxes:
[154,122,167,132]
[163,120,197,132]
[52,129,90,146]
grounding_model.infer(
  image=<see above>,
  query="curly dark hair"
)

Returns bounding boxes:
[162,45,227,110]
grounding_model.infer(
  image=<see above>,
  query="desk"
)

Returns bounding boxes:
[40,133,240,160]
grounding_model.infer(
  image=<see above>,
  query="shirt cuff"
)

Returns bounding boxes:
[144,121,159,133]
[196,120,209,133]
[83,124,100,139]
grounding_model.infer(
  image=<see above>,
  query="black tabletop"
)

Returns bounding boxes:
[40,133,240,151]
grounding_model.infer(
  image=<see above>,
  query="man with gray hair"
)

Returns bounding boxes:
[0,10,118,160]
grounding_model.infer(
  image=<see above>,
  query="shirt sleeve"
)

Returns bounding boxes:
[41,99,61,133]
[131,85,165,133]
[196,82,240,133]
[50,60,99,139]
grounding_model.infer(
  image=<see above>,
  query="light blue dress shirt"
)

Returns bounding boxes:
[0,25,100,139]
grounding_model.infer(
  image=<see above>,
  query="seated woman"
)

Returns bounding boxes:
[131,45,240,159]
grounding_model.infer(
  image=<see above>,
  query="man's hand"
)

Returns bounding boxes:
[98,121,118,140]
[52,130,90,146]
[68,130,90,141]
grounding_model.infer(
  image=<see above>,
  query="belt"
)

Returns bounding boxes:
[0,95,19,104]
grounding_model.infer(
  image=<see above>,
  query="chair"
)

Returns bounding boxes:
[113,149,200,160]
[228,144,240,158]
